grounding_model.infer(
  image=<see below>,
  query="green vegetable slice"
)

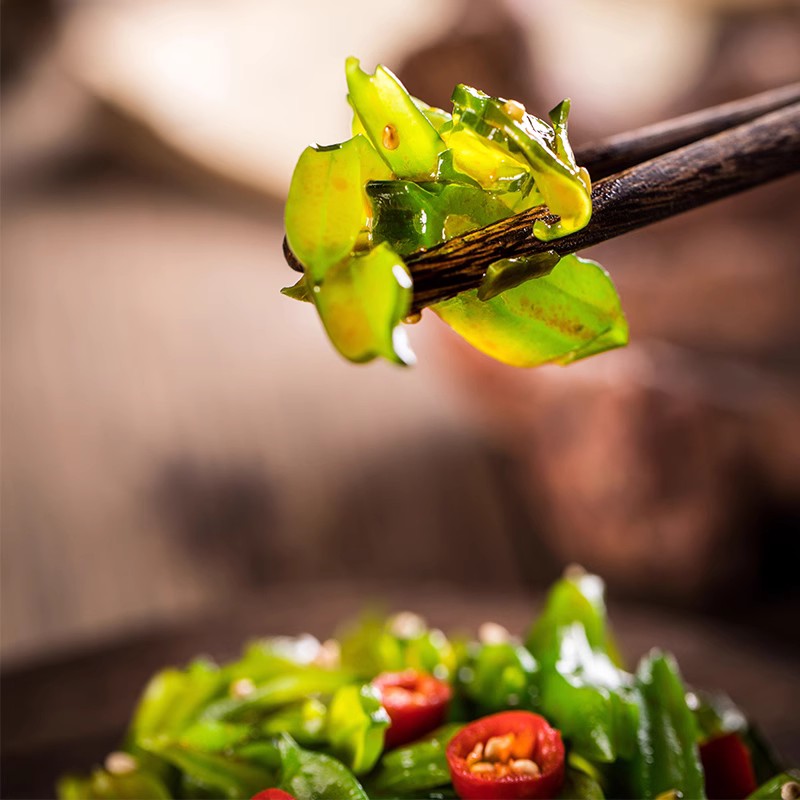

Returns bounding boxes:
[458,641,538,715]
[367,724,462,797]
[200,669,351,723]
[57,768,171,800]
[338,612,456,680]
[558,766,606,799]
[260,698,329,746]
[449,84,591,236]
[285,135,392,282]
[326,683,390,774]
[277,734,369,800]
[433,254,628,367]
[312,243,415,365]
[367,180,513,256]
[747,770,800,799]
[477,252,559,301]
[141,742,276,799]
[525,571,637,763]
[631,651,706,800]
[346,57,446,180]
[128,660,224,743]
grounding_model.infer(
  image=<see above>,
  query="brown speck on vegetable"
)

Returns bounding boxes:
[382,124,399,150]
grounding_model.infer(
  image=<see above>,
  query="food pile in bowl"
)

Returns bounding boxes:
[59,570,797,799]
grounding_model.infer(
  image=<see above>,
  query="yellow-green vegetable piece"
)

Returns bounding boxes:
[442,127,535,199]
[326,684,389,775]
[449,85,591,236]
[345,57,446,180]
[533,99,592,240]
[412,97,453,132]
[433,254,628,367]
[478,252,560,302]
[313,243,415,365]
[285,135,392,282]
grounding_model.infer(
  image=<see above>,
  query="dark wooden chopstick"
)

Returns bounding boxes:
[407,102,800,311]
[574,82,800,180]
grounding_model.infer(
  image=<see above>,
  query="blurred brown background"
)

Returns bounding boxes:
[2,0,800,794]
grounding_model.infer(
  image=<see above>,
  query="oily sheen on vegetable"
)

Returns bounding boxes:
[283,58,628,368]
[58,571,798,800]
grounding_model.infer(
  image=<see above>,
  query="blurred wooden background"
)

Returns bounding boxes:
[1,0,798,695]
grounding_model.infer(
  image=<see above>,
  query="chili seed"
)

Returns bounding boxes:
[484,733,515,762]
[782,782,800,800]
[382,124,400,150]
[502,99,526,122]
[313,638,340,669]
[230,677,256,699]
[469,762,496,776]
[388,610,425,638]
[510,758,541,777]
[478,621,511,645]
[466,742,484,766]
[105,752,137,775]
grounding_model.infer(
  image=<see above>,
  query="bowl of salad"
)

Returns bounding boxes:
[58,569,798,800]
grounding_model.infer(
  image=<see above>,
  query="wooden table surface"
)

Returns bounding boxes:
[2,583,798,799]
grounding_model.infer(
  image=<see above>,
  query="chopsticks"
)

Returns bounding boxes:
[282,84,800,312]
[573,82,800,179]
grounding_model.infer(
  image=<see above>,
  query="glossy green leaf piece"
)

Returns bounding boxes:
[367,724,462,797]
[525,570,637,764]
[261,698,329,746]
[280,276,312,303]
[449,84,592,237]
[526,571,623,664]
[443,126,535,197]
[368,180,513,256]
[747,770,800,799]
[57,767,171,800]
[128,659,224,746]
[412,97,453,132]
[478,252,560,301]
[338,611,457,680]
[433,254,628,367]
[558,767,606,800]
[312,243,415,365]
[326,683,390,774]
[277,734,369,800]
[631,651,707,800]
[142,742,276,799]
[285,134,392,282]
[458,641,539,714]
[200,669,351,723]
[346,57,446,180]
[549,99,579,172]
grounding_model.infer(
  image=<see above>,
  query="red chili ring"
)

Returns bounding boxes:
[373,669,452,748]
[251,789,296,800]
[446,711,565,799]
